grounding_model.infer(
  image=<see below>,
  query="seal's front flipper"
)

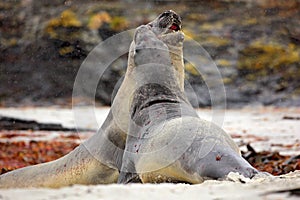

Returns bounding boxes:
[118,172,141,184]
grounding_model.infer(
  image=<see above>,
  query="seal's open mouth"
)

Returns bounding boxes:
[164,23,181,34]
[154,10,182,35]
[170,23,180,32]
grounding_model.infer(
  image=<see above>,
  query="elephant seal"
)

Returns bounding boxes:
[0,10,185,188]
[118,24,259,184]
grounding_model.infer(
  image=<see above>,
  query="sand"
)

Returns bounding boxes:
[0,106,299,199]
[0,171,299,200]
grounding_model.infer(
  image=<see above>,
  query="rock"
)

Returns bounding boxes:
[0,0,299,108]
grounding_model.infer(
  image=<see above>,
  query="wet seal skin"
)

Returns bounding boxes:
[118,11,260,184]
[0,10,186,188]
[0,10,261,188]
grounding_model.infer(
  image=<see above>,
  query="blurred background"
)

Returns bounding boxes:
[0,0,299,108]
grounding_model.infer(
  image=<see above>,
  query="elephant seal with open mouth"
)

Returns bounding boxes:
[0,10,259,187]
[118,14,259,184]
[0,10,187,188]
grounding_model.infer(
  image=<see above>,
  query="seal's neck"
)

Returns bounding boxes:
[129,82,196,129]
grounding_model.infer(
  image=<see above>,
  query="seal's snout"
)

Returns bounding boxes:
[244,167,259,178]
[157,10,182,32]
[158,10,175,19]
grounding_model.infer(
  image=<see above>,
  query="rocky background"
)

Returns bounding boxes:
[0,0,299,108]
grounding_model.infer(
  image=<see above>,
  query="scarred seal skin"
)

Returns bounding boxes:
[0,10,259,188]
[0,10,187,188]
[118,12,259,184]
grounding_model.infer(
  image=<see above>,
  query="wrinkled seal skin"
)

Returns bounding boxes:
[0,10,185,188]
[118,19,258,184]
[0,10,258,188]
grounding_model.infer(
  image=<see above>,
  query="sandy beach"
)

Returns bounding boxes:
[0,106,299,199]
[0,171,299,200]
